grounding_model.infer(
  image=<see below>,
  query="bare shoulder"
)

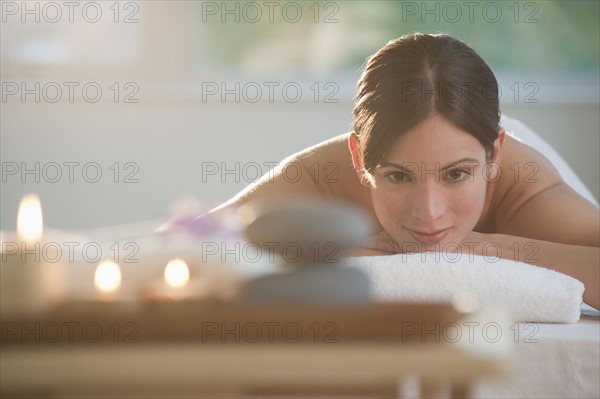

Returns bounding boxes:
[280,133,351,166]
[493,134,599,246]
[496,133,564,200]
[212,133,369,212]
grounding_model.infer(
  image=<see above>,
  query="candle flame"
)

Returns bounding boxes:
[94,261,122,293]
[164,258,190,288]
[17,193,43,243]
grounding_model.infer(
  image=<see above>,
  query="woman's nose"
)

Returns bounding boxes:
[411,184,446,222]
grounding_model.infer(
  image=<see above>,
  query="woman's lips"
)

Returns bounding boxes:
[406,227,451,244]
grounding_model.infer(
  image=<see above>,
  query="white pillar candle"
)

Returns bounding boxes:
[0,194,66,317]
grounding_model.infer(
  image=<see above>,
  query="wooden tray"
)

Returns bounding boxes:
[1,300,465,345]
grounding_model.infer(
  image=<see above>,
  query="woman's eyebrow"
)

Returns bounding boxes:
[379,158,480,172]
[441,158,480,171]
[378,162,415,172]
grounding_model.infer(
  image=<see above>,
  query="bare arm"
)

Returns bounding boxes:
[475,231,599,309]
[354,226,600,309]
[489,134,600,307]
[491,181,600,308]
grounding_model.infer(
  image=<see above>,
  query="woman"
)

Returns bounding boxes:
[212,33,600,309]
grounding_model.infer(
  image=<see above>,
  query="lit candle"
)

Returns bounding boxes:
[17,194,43,243]
[94,260,122,301]
[161,258,192,300]
[141,258,211,301]
[164,258,190,289]
[0,194,65,316]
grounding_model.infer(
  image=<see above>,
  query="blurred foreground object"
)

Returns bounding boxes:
[237,199,374,304]
[1,300,513,398]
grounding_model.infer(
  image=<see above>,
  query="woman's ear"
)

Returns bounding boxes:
[348,133,371,186]
[487,128,506,181]
[348,132,364,172]
[492,128,506,165]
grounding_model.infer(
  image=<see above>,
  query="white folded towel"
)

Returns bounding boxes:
[346,253,584,323]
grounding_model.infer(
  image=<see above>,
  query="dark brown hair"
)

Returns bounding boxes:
[353,33,501,173]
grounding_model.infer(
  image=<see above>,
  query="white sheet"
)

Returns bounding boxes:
[474,311,600,398]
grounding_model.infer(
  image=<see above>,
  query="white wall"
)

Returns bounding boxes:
[2,91,598,229]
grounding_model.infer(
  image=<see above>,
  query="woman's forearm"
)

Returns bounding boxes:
[482,234,600,309]
[348,230,599,308]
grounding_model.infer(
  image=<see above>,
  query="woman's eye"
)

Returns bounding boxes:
[385,171,411,183]
[444,169,470,182]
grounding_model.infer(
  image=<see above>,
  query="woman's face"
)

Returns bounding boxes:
[368,113,492,251]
